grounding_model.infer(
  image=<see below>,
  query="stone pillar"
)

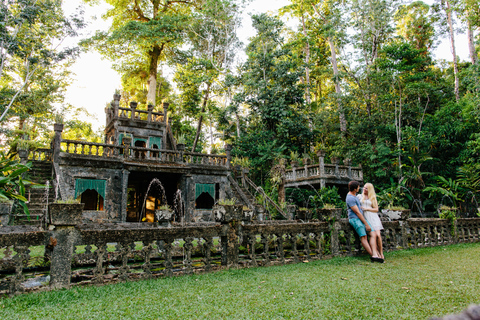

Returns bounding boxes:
[225,144,232,169]
[49,226,77,289]
[147,104,154,122]
[129,101,137,120]
[18,149,28,164]
[185,175,194,222]
[162,102,169,119]
[317,150,326,177]
[399,220,408,249]
[220,209,241,268]
[53,123,64,164]
[120,169,130,222]
[329,215,341,257]
[113,93,120,116]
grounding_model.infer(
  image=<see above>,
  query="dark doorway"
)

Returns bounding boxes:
[126,171,181,222]
[80,189,104,211]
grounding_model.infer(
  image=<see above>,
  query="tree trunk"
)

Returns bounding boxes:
[235,113,240,137]
[301,15,311,106]
[191,85,211,152]
[147,45,161,105]
[467,18,477,65]
[327,36,347,132]
[446,1,460,101]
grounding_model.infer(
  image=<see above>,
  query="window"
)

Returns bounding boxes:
[195,183,215,209]
[75,179,106,211]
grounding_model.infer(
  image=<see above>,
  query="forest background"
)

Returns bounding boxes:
[1,0,480,214]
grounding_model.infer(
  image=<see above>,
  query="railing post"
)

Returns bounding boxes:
[120,169,130,222]
[129,102,137,120]
[225,144,232,170]
[162,102,169,122]
[113,93,120,119]
[399,219,409,249]
[220,207,241,268]
[147,104,154,122]
[328,209,341,256]
[53,123,64,164]
[49,226,78,289]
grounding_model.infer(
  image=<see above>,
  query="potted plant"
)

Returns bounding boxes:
[155,204,174,222]
[381,205,410,220]
[439,205,457,236]
[48,198,85,226]
[302,153,311,166]
[231,157,243,174]
[290,151,299,168]
[240,157,251,174]
[243,206,254,221]
[213,198,242,222]
[176,134,186,151]
[295,207,311,220]
[316,203,342,221]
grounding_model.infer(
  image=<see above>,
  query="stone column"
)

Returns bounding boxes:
[129,101,137,120]
[316,150,325,176]
[120,169,130,222]
[329,210,341,256]
[49,226,77,289]
[113,93,120,116]
[185,175,194,222]
[220,210,240,268]
[162,102,169,121]
[399,220,408,249]
[53,123,64,164]
[18,149,28,165]
[225,144,232,169]
[147,104,154,122]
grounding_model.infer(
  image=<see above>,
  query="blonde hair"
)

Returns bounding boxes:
[364,183,378,208]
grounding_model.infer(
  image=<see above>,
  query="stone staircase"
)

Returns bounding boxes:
[14,161,54,226]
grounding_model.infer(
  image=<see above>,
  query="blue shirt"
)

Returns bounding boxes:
[346,193,363,220]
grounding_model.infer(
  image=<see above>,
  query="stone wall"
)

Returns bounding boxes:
[1,214,479,296]
[57,159,124,222]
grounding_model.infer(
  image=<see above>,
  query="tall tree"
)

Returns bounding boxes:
[309,0,348,132]
[84,0,200,106]
[174,0,242,152]
[433,0,460,101]
[0,0,83,124]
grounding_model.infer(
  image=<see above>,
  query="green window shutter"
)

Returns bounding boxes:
[75,179,106,199]
[195,184,215,200]
[149,136,162,149]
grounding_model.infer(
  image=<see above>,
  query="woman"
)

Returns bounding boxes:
[358,183,384,260]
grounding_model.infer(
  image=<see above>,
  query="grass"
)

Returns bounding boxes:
[1,242,480,319]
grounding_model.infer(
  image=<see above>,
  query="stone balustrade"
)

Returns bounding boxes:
[285,164,363,182]
[28,148,53,161]
[105,99,167,126]
[59,140,228,167]
[61,140,122,157]
[1,216,479,296]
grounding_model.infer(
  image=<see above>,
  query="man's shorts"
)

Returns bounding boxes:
[349,218,375,238]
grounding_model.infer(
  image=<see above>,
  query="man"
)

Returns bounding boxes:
[346,181,383,263]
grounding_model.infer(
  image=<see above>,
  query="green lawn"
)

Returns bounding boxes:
[2,242,479,319]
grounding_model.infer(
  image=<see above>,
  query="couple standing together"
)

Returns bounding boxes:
[346,181,384,263]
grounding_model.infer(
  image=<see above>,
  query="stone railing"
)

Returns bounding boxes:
[61,140,123,157]
[285,163,363,182]
[1,215,479,296]
[58,140,228,167]
[28,148,53,161]
[113,106,165,124]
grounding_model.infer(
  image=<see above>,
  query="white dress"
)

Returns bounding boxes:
[357,195,383,231]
